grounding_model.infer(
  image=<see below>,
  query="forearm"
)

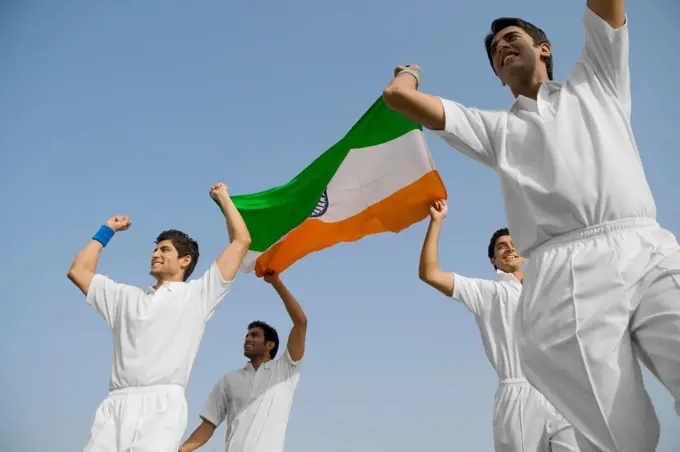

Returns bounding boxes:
[180,422,215,452]
[383,75,445,131]
[216,194,251,245]
[419,219,443,278]
[273,281,307,326]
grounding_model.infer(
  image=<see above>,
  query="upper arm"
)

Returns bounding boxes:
[433,98,502,169]
[85,274,126,328]
[286,322,307,362]
[200,377,228,428]
[68,268,96,297]
[190,262,234,318]
[581,4,630,111]
[279,347,302,378]
[421,269,454,298]
[451,274,498,317]
[215,239,250,282]
[586,0,625,29]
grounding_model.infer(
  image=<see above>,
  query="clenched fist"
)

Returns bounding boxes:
[209,182,229,201]
[429,199,448,221]
[104,215,132,232]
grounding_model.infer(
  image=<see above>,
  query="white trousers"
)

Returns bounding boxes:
[493,379,579,452]
[517,218,680,452]
[83,384,188,452]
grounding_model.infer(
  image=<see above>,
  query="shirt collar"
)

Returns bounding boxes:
[509,80,562,113]
[145,282,179,294]
[244,360,272,371]
[495,269,521,285]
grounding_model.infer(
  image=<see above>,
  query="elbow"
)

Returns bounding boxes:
[67,267,78,283]
[296,313,308,328]
[418,267,432,284]
[233,234,252,247]
[382,85,403,109]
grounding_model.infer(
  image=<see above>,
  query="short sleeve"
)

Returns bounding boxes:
[581,7,630,114]
[188,261,233,318]
[275,348,302,379]
[200,377,228,428]
[86,274,126,328]
[433,98,504,170]
[452,274,499,318]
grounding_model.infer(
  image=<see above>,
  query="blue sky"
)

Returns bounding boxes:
[1,0,679,450]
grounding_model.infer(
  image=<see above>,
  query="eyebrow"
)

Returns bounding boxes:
[490,31,520,55]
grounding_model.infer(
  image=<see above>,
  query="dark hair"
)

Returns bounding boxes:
[488,227,510,270]
[155,229,199,281]
[484,18,553,81]
[248,320,280,359]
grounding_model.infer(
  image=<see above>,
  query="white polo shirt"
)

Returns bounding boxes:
[86,261,232,391]
[435,8,655,257]
[453,270,525,380]
[200,349,301,452]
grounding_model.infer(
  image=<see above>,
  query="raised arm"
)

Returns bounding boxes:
[263,270,307,362]
[210,183,252,282]
[383,64,502,169]
[418,200,454,297]
[587,0,625,28]
[383,65,446,131]
[581,0,630,113]
[67,215,131,295]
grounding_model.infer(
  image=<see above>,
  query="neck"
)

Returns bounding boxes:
[249,355,271,370]
[512,268,525,284]
[509,71,547,100]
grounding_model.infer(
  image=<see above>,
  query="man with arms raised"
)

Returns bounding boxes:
[383,1,680,450]
[67,182,251,452]
[419,199,578,452]
[179,269,307,452]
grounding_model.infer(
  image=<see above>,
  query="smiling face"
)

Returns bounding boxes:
[490,234,525,273]
[243,327,275,360]
[489,25,551,88]
[149,239,192,282]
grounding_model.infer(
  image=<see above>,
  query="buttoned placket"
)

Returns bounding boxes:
[244,362,272,402]
[142,284,175,317]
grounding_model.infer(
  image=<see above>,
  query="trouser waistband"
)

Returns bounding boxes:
[108,384,184,397]
[500,378,529,385]
[530,217,658,257]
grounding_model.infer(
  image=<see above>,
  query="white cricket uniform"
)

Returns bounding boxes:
[83,262,232,452]
[200,348,301,452]
[453,270,578,452]
[434,6,680,452]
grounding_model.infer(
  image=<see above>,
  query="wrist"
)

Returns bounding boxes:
[93,225,115,247]
[216,192,233,206]
[398,66,422,88]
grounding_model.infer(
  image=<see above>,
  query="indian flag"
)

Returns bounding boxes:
[230,96,447,276]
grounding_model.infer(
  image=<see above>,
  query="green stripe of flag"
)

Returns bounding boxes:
[229,96,421,253]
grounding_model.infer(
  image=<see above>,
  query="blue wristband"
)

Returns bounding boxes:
[93,225,115,247]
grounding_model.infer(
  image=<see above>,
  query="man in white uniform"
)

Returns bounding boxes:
[179,270,307,452]
[419,199,579,452]
[67,182,251,452]
[382,1,680,451]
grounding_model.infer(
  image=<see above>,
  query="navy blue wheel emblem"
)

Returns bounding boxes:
[309,189,329,218]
